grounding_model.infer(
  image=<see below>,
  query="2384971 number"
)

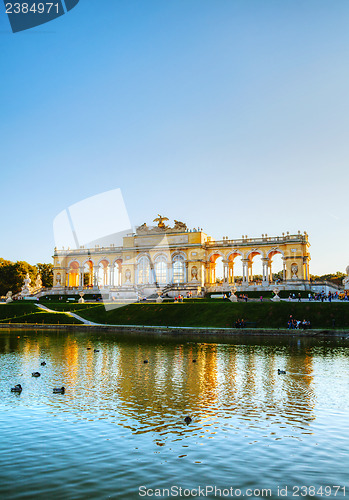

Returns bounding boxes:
[5,3,60,14]
[292,485,346,496]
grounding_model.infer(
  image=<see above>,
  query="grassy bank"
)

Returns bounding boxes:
[38,301,349,329]
[0,303,82,324]
[1,301,348,328]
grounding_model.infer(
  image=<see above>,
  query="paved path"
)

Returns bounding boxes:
[36,303,102,326]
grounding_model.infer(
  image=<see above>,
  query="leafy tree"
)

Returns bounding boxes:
[252,274,263,281]
[0,259,37,296]
[273,271,284,282]
[36,263,53,288]
[310,272,345,286]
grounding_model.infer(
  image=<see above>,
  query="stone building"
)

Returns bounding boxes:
[51,215,311,298]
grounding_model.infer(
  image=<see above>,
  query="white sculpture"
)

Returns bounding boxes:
[78,291,85,303]
[229,285,238,302]
[272,287,281,302]
[343,266,349,290]
[5,291,13,303]
[291,264,298,280]
[191,266,198,281]
[156,291,163,303]
[34,274,42,291]
[21,273,32,297]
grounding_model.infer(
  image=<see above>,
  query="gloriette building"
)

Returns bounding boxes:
[51,215,311,298]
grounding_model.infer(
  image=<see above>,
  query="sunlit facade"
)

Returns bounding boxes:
[52,216,311,296]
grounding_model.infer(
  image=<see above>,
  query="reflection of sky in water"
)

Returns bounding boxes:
[1,332,349,498]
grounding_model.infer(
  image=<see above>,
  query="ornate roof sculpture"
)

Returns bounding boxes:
[136,216,188,235]
[153,214,169,228]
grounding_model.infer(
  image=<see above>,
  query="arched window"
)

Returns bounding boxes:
[172,255,185,283]
[155,255,167,284]
[137,256,151,284]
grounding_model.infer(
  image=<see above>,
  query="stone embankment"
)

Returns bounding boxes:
[0,322,348,338]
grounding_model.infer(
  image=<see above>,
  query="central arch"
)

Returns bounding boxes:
[172,254,186,284]
[154,254,168,284]
[137,255,151,284]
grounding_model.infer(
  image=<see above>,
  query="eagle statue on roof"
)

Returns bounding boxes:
[153,214,169,229]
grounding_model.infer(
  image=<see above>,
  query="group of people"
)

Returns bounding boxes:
[287,291,347,302]
[287,315,312,329]
[309,291,343,302]
[174,295,184,302]
[234,318,246,328]
[238,294,249,302]
[288,293,303,301]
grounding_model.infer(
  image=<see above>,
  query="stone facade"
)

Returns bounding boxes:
[51,217,311,297]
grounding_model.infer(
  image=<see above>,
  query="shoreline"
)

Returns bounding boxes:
[0,322,348,337]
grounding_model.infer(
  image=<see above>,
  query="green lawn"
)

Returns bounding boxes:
[0,302,38,319]
[48,301,349,329]
[0,303,82,324]
[1,301,348,329]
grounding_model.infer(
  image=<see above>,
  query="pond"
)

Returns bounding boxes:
[0,330,348,499]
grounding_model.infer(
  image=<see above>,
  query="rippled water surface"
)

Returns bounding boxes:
[1,330,349,499]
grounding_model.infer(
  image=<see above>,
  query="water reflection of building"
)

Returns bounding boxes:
[106,341,316,433]
[5,334,318,435]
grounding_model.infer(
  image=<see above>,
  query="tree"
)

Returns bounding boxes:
[36,263,53,288]
[310,272,345,286]
[273,271,284,282]
[0,259,37,296]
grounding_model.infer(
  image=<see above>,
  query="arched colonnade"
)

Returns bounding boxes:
[207,249,287,285]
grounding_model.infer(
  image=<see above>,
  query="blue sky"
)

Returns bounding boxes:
[0,0,348,274]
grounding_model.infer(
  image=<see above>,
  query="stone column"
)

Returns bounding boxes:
[185,262,189,283]
[282,258,286,281]
[248,261,253,283]
[66,268,70,287]
[242,260,248,283]
[150,266,155,284]
[205,263,210,284]
[167,263,172,284]
[110,265,115,287]
[103,265,108,286]
[79,267,84,288]
[303,257,309,281]
[93,266,99,287]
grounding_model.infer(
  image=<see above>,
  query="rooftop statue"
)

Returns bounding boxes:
[153,214,169,229]
[136,216,188,234]
[173,220,187,231]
